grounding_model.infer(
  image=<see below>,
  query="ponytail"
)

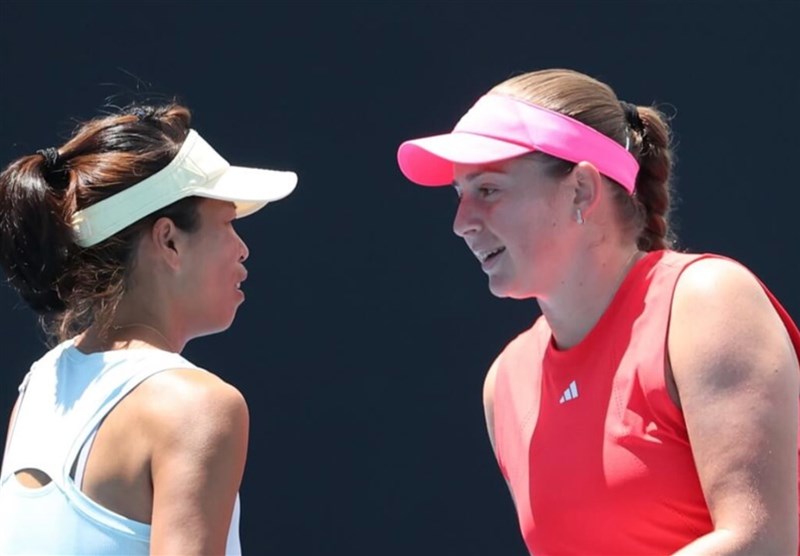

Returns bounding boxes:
[0,102,197,342]
[0,151,76,313]
[629,105,675,251]
[492,69,678,251]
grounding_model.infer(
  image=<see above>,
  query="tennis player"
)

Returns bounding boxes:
[397,68,799,554]
[0,103,296,554]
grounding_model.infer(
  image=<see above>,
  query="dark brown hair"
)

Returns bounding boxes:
[0,103,202,342]
[491,69,676,251]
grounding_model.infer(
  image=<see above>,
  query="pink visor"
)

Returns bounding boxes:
[397,93,639,193]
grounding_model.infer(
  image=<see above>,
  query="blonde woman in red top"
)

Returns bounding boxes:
[397,68,799,554]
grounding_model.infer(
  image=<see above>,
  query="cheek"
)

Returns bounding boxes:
[503,209,557,250]
[509,224,567,280]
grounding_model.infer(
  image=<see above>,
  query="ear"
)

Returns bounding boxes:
[571,161,604,220]
[149,216,182,269]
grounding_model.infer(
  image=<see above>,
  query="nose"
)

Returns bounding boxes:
[237,233,250,263]
[452,197,482,238]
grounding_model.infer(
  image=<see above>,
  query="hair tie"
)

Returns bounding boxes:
[129,106,157,120]
[620,101,645,134]
[36,147,61,169]
[36,147,69,190]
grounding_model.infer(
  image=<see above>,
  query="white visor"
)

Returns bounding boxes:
[71,129,298,247]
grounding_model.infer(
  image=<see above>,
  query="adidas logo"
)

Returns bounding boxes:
[559,380,579,404]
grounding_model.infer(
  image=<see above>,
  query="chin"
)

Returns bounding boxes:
[488,279,534,300]
[488,279,513,298]
[214,313,238,334]
[192,312,239,339]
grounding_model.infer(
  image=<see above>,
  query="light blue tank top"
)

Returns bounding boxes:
[0,340,242,555]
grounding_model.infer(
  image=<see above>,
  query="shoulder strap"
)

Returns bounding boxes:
[0,342,72,482]
[59,350,200,486]
[1,345,199,487]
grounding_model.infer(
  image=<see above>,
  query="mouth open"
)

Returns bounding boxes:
[486,247,505,262]
[480,247,506,264]
[236,270,248,291]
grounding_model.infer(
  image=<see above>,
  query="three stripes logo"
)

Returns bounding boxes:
[559,380,579,404]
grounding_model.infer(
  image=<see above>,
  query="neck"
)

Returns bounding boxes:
[75,319,184,355]
[110,322,179,353]
[538,246,643,350]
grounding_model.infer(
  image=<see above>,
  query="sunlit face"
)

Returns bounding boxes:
[452,156,576,299]
[173,199,250,337]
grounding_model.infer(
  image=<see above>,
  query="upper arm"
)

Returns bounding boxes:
[669,258,799,550]
[483,358,500,456]
[145,369,249,555]
[484,357,516,505]
[3,397,21,462]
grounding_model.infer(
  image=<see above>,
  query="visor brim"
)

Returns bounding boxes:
[200,166,298,218]
[397,133,533,186]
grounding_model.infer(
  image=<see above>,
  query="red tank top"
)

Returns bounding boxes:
[492,250,800,554]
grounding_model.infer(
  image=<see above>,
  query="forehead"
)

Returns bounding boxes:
[452,156,541,186]
[196,198,237,221]
[199,198,236,212]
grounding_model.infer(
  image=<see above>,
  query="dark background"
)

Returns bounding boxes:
[1,1,798,554]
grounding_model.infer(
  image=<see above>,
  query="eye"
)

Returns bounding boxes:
[478,185,498,198]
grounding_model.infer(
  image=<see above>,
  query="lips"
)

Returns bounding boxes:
[236,269,248,290]
[474,246,506,263]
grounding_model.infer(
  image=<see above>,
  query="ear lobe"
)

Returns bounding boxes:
[572,161,604,217]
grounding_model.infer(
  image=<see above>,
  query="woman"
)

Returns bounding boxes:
[397,69,799,554]
[0,103,296,554]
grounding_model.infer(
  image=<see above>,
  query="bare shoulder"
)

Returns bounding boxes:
[670,256,797,388]
[671,257,791,350]
[139,367,246,409]
[674,256,766,305]
[135,368,249,447]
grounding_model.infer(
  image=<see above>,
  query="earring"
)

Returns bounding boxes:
[576,209,585,225]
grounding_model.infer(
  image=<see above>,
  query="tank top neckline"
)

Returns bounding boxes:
[543,250,664,364]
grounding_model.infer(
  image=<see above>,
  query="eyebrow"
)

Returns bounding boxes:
[452,169,505,188]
